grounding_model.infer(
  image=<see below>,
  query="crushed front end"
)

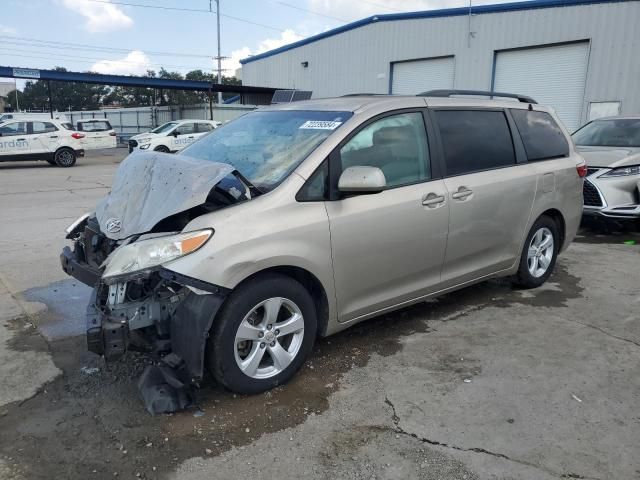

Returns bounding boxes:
[58,152,252,413]
[61,215,229,382]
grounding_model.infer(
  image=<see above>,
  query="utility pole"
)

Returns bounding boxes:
[214,0,222,104]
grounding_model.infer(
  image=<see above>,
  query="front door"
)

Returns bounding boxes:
[171,122,197,152]
[432,109,537,286]
[325,111,449,322]
[0,121,30,158]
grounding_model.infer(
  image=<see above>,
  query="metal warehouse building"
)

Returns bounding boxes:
[240,0,640,131]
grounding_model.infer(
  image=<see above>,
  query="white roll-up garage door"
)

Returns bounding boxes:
[391,56,455,95]
[493,42,589,132]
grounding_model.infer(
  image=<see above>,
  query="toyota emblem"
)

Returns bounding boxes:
[105,218,122,233]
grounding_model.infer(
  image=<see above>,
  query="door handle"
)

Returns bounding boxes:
[422,193,445,207]
[49,136,58,139]
[16,138,26,141]
[451,187,473,200]
[187,136,194,138]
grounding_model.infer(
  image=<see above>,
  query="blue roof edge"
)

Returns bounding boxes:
[240,0,626,65]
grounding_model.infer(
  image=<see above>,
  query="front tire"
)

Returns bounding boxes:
[513,215,559,288]
[207,274,317,394]
[153,145,170,153]
[54,148,76,167]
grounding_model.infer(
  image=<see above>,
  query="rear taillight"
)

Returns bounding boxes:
[71,132,85,139]
[576,163,588,178]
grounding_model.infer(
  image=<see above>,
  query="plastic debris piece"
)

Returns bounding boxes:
[571,394,582,403]
[193,409,205,418]
[463,378,472,383]
[80,366,100,375]
[623,240,636,245]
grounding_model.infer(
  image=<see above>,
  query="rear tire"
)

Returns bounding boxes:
[153,145,170,153]
[54,148,76,167]
[207,273,317,395]
[513,215,559,288]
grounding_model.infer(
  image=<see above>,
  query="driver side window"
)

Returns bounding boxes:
[339,112,431,188]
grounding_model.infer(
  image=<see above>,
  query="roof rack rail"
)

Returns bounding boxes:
[418,89,537,104]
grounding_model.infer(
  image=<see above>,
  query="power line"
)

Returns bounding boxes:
[354,0,406,13]
[270,1,350,22]
[83,0,292,32]
[0,47,209,71]
[0,35,213,59]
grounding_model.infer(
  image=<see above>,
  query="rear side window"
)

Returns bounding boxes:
[435,110,516,176]
[78,120,112,132]
[32,122,58,134]
[197,123,214,133]
[511,110,569,161]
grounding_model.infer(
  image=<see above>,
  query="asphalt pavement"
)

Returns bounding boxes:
[0,149,638,480]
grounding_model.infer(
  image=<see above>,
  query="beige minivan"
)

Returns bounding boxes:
[61,91,585,403]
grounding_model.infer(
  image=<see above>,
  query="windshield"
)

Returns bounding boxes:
[151,122,179,134]
[573,119,640,147]
[181,110,352,190]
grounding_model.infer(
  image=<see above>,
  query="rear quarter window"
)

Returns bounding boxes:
[511,110,569,161]
[434,110,516,177]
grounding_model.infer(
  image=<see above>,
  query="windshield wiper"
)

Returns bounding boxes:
[232,170,263,197]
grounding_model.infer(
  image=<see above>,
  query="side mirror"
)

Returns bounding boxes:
[338,166,386,194]
[172,130,179,137]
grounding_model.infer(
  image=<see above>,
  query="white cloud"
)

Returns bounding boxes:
[62,0,133,33]
[91,50,151,75]
[225,29,304,74]
[0,24,17,35]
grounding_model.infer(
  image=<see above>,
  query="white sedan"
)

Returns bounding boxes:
[128,119,221,154]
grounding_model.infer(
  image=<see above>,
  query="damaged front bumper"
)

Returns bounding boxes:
[60,220,229,383]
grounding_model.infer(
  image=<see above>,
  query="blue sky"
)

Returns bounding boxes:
[0,0,516,88]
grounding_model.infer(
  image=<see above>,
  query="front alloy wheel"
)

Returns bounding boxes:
[234,297,305,379]
[208,273,317,394]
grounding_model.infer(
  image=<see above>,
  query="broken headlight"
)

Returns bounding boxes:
[102,229,213,282]
[65,212,91,239]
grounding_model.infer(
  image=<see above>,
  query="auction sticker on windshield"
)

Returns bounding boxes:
[299,120,342,130]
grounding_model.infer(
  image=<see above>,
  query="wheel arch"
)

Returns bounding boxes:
[539,208,566,251]
[233,266,331,338]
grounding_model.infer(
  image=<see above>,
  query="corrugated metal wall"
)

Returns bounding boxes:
[242,1,640,126]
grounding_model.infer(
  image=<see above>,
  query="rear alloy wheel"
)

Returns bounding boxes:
[154,145,170,153]
[208,274,317,394]
[54,148,76,167]
[513,215,559,288]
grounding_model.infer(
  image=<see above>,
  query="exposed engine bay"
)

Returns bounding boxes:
[60,151,258,413]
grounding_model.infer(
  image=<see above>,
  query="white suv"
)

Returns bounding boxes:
[128,119,221,153]
[0,119,85,167]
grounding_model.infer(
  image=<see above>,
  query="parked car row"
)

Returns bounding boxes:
[0,114,221,167]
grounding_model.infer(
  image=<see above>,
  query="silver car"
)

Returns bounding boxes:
[61,91,584,404]
[572,116,640,220]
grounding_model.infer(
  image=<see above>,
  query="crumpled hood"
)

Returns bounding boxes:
[576,146,640,168]
[96,151,234,240]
